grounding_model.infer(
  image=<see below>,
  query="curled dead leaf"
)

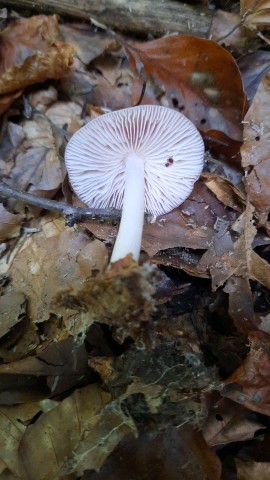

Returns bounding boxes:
[0,15,74,97]
[125,35,246,146]
[241,71,270,224]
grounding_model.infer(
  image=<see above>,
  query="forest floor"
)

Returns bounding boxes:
[0,1,270,479]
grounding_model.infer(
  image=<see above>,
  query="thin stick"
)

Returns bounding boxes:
[0,180,121,226]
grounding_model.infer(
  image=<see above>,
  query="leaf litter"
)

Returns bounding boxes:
[0,2,270,479]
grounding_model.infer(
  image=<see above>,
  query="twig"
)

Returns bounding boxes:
[0,180,122,227]
[215,21,242,43]
[134,81,147,107]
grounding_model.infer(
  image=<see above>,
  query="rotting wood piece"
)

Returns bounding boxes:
[0,0,213,38]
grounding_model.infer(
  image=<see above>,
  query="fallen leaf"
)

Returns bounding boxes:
[19,384,136,479]
[223,332,270,416]
[86,181,237,261]
[1,114,67,217]
[56,257,158,343]
[210,10,256,54]
[203,398,264,446]
[28,85,58,113]
[125,35,246,145]
[198,203,270,330]
[204,173,246,212]
[0,121,24,174]
[45,100,84,132]
[241,0,270,30]
[0,402,42,477]
[236,458,270,480]
[0,205,24,242]
[0,90,23,116]
[83,426,221,480]
[4,215,108,324]
[89,54,134,110]
[0,15,74,95]
[59,23,118,65]
[241,71,270,224]
[0,338,90,400]
[238,50,270,102]
[0,291,26,339]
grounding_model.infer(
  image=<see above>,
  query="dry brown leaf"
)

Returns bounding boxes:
[19,384,136,479]
[45,101,84,132]
[204,173,246,212]
[0,205,24,242]
[0,15,74,95]
[241,0,270,30]
[0,312,39,364]
[4,215,108,324]
[203,398,264,446]
[28,85,58,112]
[0,291,26,339]
[236,458,270,480]
[0,402,42,478]
[86,181,237,260]
[241,71,270,224]
[0,121,24,175]
[59,23,118,65]
[223,332,270,416]
[1,113,67,218]
[230,204,270,290]
[0,337,90,400]
[125,35,245,144]
[210,10,256,54]
[238,50,270,103]
[89,55,134,110]
[0,90,23,116]
[198,203,270,330]
[83,426,221,480]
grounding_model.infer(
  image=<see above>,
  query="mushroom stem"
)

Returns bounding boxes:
[110,153,145,263]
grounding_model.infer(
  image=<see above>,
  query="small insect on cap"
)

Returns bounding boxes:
[64,105,205,216]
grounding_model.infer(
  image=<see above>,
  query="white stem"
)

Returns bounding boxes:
[110,153,145,263]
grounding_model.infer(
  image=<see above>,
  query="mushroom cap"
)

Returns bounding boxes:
[65,105,204,216]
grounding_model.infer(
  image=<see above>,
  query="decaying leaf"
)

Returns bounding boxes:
[0,113,67,220]
[0,337,90,403]
[85,181,237,260]
[203,398,264,446]
[90,342,217,428]
[3,216,108,325]
[59,23,118,66]
[241,71,270,224]
[241,0,270,30]
[223,333,270,416]
[83,426,221,480]
[198,202,270,331]
[0,402,42,478]
[0,291,26,339]
[204,173,246,212]
[0,89,23,116]
[125,35,246,145]
[45,101,84,132]
[238,51,270,102]
[28,85,58,112]
[210,10,256,54]
[19,384,136,479]
[56,256,159,343]
[236,458,270,480]
[0,15,74,96]
[0,205,24,243]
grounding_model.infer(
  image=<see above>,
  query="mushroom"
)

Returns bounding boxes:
[65,105,204,263]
